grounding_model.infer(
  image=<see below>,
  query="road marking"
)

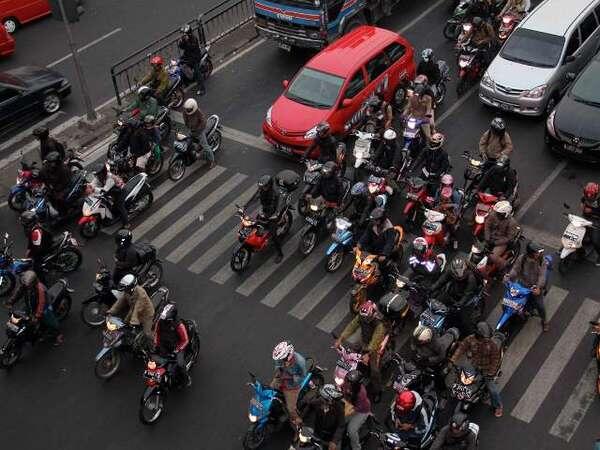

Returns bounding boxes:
[549,358,599,442]
[131,166,226,239]
[223,126,275,154]
[511,298,600,423]
[515,161,568,221]
[398,0,448,34]
[0,113,64,153]
[150,172,247,249]
[152,166,204,202]
[496,286,568,391]
[289,268,348,320]
[188,225,237,274]
[47,28,122,68]
[437,85,479,125]
[166,186,255,263]
[317,288,352,334]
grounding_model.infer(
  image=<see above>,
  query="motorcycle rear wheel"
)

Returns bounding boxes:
[139,392,164,424]
[8,190,28,212]
[325,249,345,273]
[231,247,251,272]
[79,220,100,239]
[146,154,163,176]
[210,130,222,153]
[0,340,21,369]
[168,158,186,181]
[0,272,16,297]
[298,229,318,256]
[81,299,108,327]
[243,425,267,450]
[53,248,83,273]
[133,189,153,214]
[95,349,121,379]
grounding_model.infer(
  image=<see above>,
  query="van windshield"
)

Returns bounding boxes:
[500,29,565,68]
[285,67,345,109]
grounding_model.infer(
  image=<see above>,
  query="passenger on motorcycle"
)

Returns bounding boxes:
[244,174,284,263]
[271,341,307,429]
[310,161,344,207]
[303,122,338,163]
[479,117,513,163]
[357,207,402,270]
[39,150,72,212]
[107,274,155,338]
[450,321,503,417]
[33,126,65,162]
[416,132,450,196]
[183,98,215,168]
[484,200,519,271]
[374,128,399,170]
[470,17,497,66]
[341,369,372,450]
[411,324,449,369]
[581,182,600,266]
[335,300,386,395]
[178,25,206,96]
[90,163,128,227]
[390,390,431,448]
[374,90,394,130]
[123,86,159,122]
[403,83,434,143]
[302,384,346,450]
[153,303,192,387]
[408,237,442,284]
[417,49,441,97]
[504,241,550,332]
[20,211,53,280]
[5,270,64,345]
[476,154,517,201]
[430,412,478,450]
[113,229,140,284]
[498,0,528,19]
[140,55,170,101]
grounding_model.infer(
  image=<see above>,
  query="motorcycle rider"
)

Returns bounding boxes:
[403,83,434,143]
[271,341,307,429]
[39,150,72,213]
[390,390,431,448]
[408,237,442,285]
[505,241,550,332]
[450,321,503,417]
[479,117,513,164]
[140,55,170,102]
[153,302,192,387]
[20,210,53,279]
[33,126,65,162]
[341,369,372,450]
[335,300,386,396]
[113,228,140,284]
[498,0,528,19]
[182,98,215,168]
[107,273,155,339]
[245,175,285,263]
[303,122,338,163]
[484,200,519,271]
[5,270,64,345]
[417,49,441,97]
[470,16,497,66]
[310,161,344,208]
[123,86,159,122]
[357,207,402,273]
[302,384,346,450]
[476,154,518,202]
[374,128,399,170]
[411,324,450,369]
[435,175,464,250]
[581,182,600,266]
[373,90,394,130]
[90,163,128,227]
[415,132,451,196]
[178,24,206,96]
[430,412,478,450]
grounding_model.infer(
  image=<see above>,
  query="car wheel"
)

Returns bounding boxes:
[3,17,18,34]
[42,92,61,114]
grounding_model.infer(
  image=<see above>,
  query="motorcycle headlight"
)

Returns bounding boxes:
[334,376,344,386]
[458,58,470,68]
[480,73,494,89]
[304,126,318,140]
[106,320,118,331]
[299,431,310,443]
[309,203,319,211]
[546,109,557,138]
[265,106,273,126]
[248,413,258,423]
[521,84,547,99]
[475,215,485,224]
[460,370,475,385]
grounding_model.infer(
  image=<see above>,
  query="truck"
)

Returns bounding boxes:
[253,0,397,51]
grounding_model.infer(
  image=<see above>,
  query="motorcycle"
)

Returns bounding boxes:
[324,216,355,273]
[443,0,473,40]
[78,172,153,238]
[591,320,600,397]
[403,176,432,231]
[0,278,72,368]
[351,130,377,181]
[167,115,223,181]
[461,151,486,202]
[350,249,384,315]
[558,209,598,274]
[472,192,498,237]
[420,290,484,336]
[0,233,35,297]
[297,160,323,217]
[456,42,485,96]
[421,208,448,249]
[29,231,82,276]
[469,233,522,282]
[332,338,368,390]
[386,390,440,449]
[298,195,341,257]
[167,45,213,87]
[498,12,521,42]
[389,355,436,394]
[400,115,428,159]
[446,363,487,413]
[8,160,43,212]
[243,364,325,450]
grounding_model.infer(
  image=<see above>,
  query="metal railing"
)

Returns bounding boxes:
[110,0,257,105]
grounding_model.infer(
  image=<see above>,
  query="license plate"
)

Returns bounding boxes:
[6,322,19,332]
[498,102,512,111]
[306,216,319,226]
[564,144,582,154]
[278,42,291,52]
[502,297,522,311]
[277,144,293,155]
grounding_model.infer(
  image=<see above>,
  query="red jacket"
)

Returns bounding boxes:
[153,322,189,353]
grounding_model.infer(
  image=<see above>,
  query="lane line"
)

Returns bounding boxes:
[289,268,348,320]
[46,28,123,68]
[150,172,247,249]
[398,0,448,34]
[515,161,568,221]
[437,85,479,125]
[317,288,352,334]
[188,225,238,274]
[510,298,600,423]
[549,358,599,442]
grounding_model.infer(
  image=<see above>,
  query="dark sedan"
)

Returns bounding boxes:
[545,56,600,163]
[0,66,71,125]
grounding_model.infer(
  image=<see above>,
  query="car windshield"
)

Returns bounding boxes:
[570,60,600,106]
[500,29,564,68]
[285,67,345,109]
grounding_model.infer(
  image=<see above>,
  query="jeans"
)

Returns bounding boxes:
[191,129,214,162]
[485,377,503,410]
[42,309,60,337]
[193,61,205,92]
[530,293,547,322]
[346,412,369,450]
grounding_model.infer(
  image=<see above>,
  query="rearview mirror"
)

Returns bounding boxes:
[565,54,577,64]
[341,98,353,108]
[282,79,289,88]
[566,72,576,82]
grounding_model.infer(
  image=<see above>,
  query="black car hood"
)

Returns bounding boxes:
[555,94,600,142]
[0,66,65,89]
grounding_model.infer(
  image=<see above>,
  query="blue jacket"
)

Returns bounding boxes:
[274,352,307,390]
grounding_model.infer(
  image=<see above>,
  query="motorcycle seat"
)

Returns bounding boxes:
[47,280,67,306]
[122,173,146,198]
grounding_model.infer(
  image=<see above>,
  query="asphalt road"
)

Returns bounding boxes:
[0,1,599,449]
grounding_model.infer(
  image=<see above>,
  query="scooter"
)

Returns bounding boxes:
[297,159,323,217]
[324,216,354,273]
[400,115,428,159]
[443,0,473,40]
[31,171,89,227]
[8,160,43,212]
[558,210,598,274]
[456,42,485,96]
[352,130,377,181]
[421,208,448,249]
[472,192,498,237]
[403,176,432,230]
[168,45,213,87]
[0,233,36,297]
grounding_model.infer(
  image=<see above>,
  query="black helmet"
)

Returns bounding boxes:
[180,24,192,34]
[158,302,178,321]
[526,240,544,257]
[320,384,343,402]
[117,274,137,293]
[20,210,37,228]
[472,16,483,27]
[257,174,273,192]
[345,369,362,385]
[449,254,468,280]
[475,321,492,339]
[490,117,506,134]
[413,83,426,96]
[321,161,337,178]
[450,412,469,433]
[33,126,49,140]
[92,163,108,177]
[316,121,331,137]
[44,151,62,164]
[115,228,133,248]
[369,207,386,223]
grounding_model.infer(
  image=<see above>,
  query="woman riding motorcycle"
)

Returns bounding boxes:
[271,341,307,429]
[90,163,128,227]
[403,83,434,143]
[341,370,372,450]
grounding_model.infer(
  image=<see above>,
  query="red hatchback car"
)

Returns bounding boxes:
[263,25,416,158]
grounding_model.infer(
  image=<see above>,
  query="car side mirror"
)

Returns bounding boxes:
[565,54,577,64]
[341,98,353,108]
[282,79,289,88]
[566,72,576,82]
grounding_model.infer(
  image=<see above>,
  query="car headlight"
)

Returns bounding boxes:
[480,73,494,89]
[546,109,557,138]
[265,106,272,126]
[304,126,318,140]
[521,84,547,98]
[248,413,258,423]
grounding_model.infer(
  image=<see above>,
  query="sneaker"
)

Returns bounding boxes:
[494,407,504,418]
[274,253,283,264]
[208,161,216,169]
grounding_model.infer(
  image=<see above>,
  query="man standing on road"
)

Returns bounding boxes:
[33,126,65,162]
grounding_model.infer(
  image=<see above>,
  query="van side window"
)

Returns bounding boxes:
[366,52,390,82]
[565,30,581,57]
[579,12,598,43]
[344,70,366,99]
[384,42,407,62]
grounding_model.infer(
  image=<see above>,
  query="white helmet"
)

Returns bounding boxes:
[413,324,433,344]
[272,341,294,362]
[493,200,512,218]
[383,128,397,141]
[183,98,198,115]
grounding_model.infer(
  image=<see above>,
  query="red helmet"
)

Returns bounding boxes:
[395,390,416,414]
[584,182,599,200]
[150,55,164,67]
[359,300,376,319]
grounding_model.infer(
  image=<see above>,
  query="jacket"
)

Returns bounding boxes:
[40,137,66,162]
[484,212,519,246]
[479,130,513,160]
[477,165,517,198]
[154,320,189,354]
[311,176,343,204]
[8,282,47,319]
[430,425,477,450]
[404,94,433,119]
[410,336,448,368]
[40,163,71,192]
[499,0,528,16]
[114,245,140,271]
[471,22,496,47]
[273,352,307,390]
[374,140,398,169]
[125,96,159,121]
[508,255,548,289]
[417,60,441,85]
[303,134,337,162]
[339,315,386,355]
[141,68,170,98]
[183,108,207,131]
[91,173,124,194]
[418,147,450,179]
[359,219,398,257]
[431,270,480,306]
[451,334,501,377]
[304,397,345,445]
[343,383,371,414]
[247,186,281,218]
[108,285,155,334]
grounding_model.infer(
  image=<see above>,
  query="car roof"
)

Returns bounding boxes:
[520,0,598,36]
[306,26,402,78]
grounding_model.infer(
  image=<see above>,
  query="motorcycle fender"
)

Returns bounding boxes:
[496,310,512,331]
[78,215,97,225]
[559,247,575,259]
[326,241,341,256]
[95,346,113,362]
[141,385,160,403]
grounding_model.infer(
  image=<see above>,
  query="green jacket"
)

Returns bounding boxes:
[124,96,159,120]
[340,315,386,355]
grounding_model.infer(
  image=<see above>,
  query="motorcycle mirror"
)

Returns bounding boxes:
[282,79,289,88]
[341,98,352,108]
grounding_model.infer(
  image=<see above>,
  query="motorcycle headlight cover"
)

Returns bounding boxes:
[248,413,258,423]
[460,370,475,385]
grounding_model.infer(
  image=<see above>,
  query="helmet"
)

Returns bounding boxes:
[395,390,417,414]
[412,237,428,257]
[320,384,343,402]
[472,16,483,27]
[20,270,38,287]
[272,341,294,363]
[413,324,433,344]
[413,83,426,96]
[117,274,137,293]
[584,182,599,200]
[180,24,192,34]
[369,207,386,223]
[20,210,37,228]
[366,96,382,109]
[257,174,273,192]
[359,300,377,320]
[374,194,387,209]
[115,228,133,248]
[383,128,397,141]
[344,369,362,385]
[183,98,198,115]
[414,74,429,86]
[150,55,164,67]
[159,302,178,321]
[137,85,152,101]
[496,154,510,168]
[449,254,468,280]
[421,48,433,62]
[493,200,512,218]
[441,174,454,187]
[490,117,506,134]
[450,412,469,433]
[44,151,62,164]
[526,240,544,257]
[475,321,492,339]
[92,163,108,176]
[429,132,445,150]
[316,121,331,137]
[32,126,49,140]
[351,182,367,197]
[144,115,155,126]
[321,161,337,178]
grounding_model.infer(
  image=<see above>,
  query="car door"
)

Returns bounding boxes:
[365,50,392,97]
[383,41,410,100]
[558,29,583,93]
[338,67,368,130]
[18,0,50,22]
[0,84,29,123]
[578,10,600,64]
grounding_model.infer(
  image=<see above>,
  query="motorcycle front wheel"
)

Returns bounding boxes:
[95,349,121,379]
[209,130,222,153]
[243,424,267,450]
[297,196,308,217]
[8,190,29,212]
[443,22,459,40]
[81,299,108,327]
[79,220,100,239]
[277,210,293,237]
[53,247,83,272]
[139,391,165,425]
[298,229,318,256]
[0,340,21,369]
[231,247,251,272]
[146,154,164,176]
[325,249,345,273]
[168,158,186,181]
[0,272,16,297]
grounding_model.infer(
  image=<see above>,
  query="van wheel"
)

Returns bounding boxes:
[344,15,365,34]
[3,18,18,34]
